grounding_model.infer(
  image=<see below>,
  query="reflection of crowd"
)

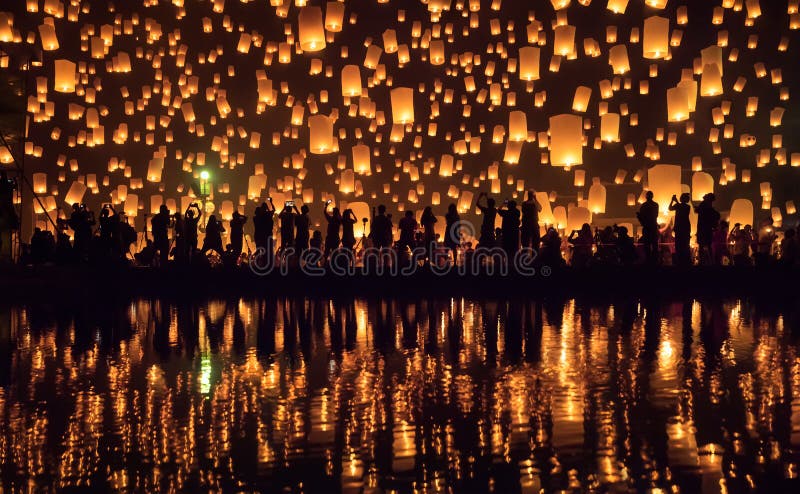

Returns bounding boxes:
[18,189,800,270]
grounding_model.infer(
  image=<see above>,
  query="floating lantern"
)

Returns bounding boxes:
[309,114,334,154]
[518,46,541,81]
[691,171,714,201]
[643,16,670,59]
[647,164,682,213]
[729,199,754,227]
[54,59,76,93]
[600,113,620,142]
[549,114,583,166]
[390,87,414,124]
[298,6,326,52]
[667,86,690,122]
[700,64,723,96]
[508,111,527,142]
[588,177,606,214]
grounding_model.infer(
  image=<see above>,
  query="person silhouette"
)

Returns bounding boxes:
[229,210,248,257]
[323,201,342,258]
[397,210,417,253]
[420,206,437,264]
[568,223,594,268]
[151,204,171,265]
[341,208,358,254]
[201,215,225,255]
[669,192,692,266]
[370,205,392,250]
[476,192,497,248]
[444,203,460,264]
[68,203,95,262]
[695,193,720,265]
[521,190,542,251]
[183,203,201,261]
[498,199,521,260]
[637,191,660,265]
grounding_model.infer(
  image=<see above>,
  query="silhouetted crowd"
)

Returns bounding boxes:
[18,189,800,270]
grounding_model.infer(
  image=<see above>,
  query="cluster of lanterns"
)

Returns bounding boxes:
[1,0,798,243]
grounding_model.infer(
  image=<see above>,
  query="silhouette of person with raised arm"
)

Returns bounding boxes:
[521,190,542,251]
[568,223,594,268]
[341,208,358,253]
[476,192,497,248]
[637,191,660,265]
[172,209,186,264]
[229,210,248,257]
[420,206,437,265]
[183,202,201,261]
[68,203,95,262]
[729,223,752,266]
[295,204,310,254]
[98,203,120,259]
[669,192,692,266]
[397,210,417,253]
[444,203,460,264]
[498,199,521,260]
[323,200,342,258]
[201,214,225,255]
[151,204,171,266]
[695,193,720,265]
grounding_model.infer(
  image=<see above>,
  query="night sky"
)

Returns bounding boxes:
[3,0,799,235]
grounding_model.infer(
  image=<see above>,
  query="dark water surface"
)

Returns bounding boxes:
[1,297,799,493]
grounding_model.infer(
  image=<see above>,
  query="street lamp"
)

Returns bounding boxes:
[198,169,211,231]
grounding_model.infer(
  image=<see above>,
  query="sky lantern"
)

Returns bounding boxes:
[567,207,592,232]
[352,144,371,175]
[588,177,606,214]
[700,64,723,96]
[508,111,527,141]
[691,171,714,200]
[390,87,414,124]
[645,0,668,8]
[54,59,76,93]
[549,114,583,166]
[554,25,576,57]
[518,46,541,81]
[341,64,362,97]
[647,164,682,214]
[572,86,592,113]
[38,21,59,51]
[729,199,754,227]
[667,86,690,122]
[643,16,670,59]
[325,1,345,32]
[701,45,723,76]
[677,79,698,112]
[608,45,630,74]
[309,114,334,154]
[607,0,629,14]
[600,113,620,142]
[298,6,326,52]
[429,40,445,65]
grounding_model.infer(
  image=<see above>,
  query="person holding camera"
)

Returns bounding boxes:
[278,201,298,252]
[183,203,202,261]
[476,192,498,248]
[323,200,342,258]
[498,199,521,259]
[229,210,248,257]
[68,203,95,262]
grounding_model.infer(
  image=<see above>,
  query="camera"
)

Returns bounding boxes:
[285,200,294,208]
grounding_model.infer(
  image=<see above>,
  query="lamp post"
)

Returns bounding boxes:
[199,170,211,231]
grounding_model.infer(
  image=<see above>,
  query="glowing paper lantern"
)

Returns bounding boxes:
[341,65,362,97]
[390,87,414,124]
[308,114,334,154]
[549,114,583,166]
[572,86,592,113]
[518,46,541,81]
[567,207,592,232]
[553,25,576,57]
[608,45,630,74]
[325,1,345,32]
[667,86,690,122]
[643,17,670,60]
[691,171,714,201]
[647,164,682,213]
[54,59,76,93]
[352,144,371,174]
[298,6,326,52]
[607,0,629,14]
[729,199,754,227]
[700,64,723,96]
[508,111,527,142]
[64,181,87,206]
[600,113,620,142]
[588,177,606,214]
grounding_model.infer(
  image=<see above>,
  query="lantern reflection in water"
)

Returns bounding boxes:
[0,297,797,492]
